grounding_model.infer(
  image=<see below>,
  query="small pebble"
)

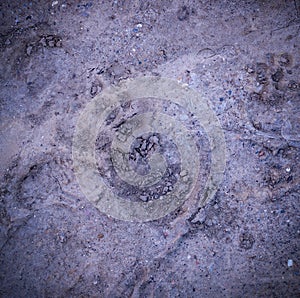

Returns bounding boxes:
[26,45,33,55]
[150,135,159,144]
[245,64,255,73]
[140,195,148,202]
[288,259,293,267]
[180,170,188,177]
[97,233,104,240]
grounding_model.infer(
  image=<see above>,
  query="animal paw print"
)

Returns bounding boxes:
[246,52,298,104]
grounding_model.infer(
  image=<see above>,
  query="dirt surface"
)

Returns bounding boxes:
[0,0,300,297]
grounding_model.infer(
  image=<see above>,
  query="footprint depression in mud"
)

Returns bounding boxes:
[73,77,226,221]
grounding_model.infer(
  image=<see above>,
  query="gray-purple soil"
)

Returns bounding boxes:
[0,0,299,297]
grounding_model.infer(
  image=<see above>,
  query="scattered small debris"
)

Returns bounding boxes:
[288,259,293,267]
[252,121,262,130]
[256,63,268,84]
[39,35,62,48]
[177,6,190,21]
[56,232,68,244]
[249,92,262,101]
[287,80,298,90]
[245,64,255,74]
[239,232,255,250]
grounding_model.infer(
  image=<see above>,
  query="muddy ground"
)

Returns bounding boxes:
[0,0,300,297]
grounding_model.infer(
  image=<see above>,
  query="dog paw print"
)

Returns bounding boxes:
[246,52,298,104]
